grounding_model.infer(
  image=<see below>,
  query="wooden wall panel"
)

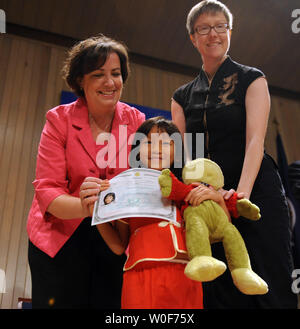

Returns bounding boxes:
[3,42,54,309]
[1,0,299,93]
[0,39,33,308]
[0,35,65,308]
[122,62,192,111]
[265,96,300,164]
[0,33,299,309]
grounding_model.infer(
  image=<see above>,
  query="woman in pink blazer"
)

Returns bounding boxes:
[27,35,145,309]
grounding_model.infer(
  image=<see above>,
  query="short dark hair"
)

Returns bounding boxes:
[186,0,233,34]
[62,34,130,97]
[129,116,184,179]
[133,116,181,139]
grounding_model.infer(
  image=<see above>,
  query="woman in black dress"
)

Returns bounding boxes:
[172,0,297,308]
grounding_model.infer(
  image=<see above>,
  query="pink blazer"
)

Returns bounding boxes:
[27,98,145,257]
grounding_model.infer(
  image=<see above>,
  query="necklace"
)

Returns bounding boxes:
[89,113,113,133]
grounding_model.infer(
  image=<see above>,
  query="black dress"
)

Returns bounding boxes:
[173,56,297,308]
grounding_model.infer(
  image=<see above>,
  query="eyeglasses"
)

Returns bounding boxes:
[194,23,229,35]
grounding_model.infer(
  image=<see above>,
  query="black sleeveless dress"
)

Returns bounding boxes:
[173,56,297,308]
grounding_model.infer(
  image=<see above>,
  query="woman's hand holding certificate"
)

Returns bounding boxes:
[79,177,109,217]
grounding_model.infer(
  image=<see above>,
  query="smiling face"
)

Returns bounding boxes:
[80,52,123,112]
[190,12,231,63]
[139,126,175,171]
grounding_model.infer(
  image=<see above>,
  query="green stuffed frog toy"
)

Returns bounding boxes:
[158,158,268,295]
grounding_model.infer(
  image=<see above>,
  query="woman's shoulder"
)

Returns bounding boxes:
[229,58,265,79]
[174,75,201,94]
[117,101,145,124]
[46,99,81,120]
[227,58,266,92]
[119,101,142,114]
[172,76,201,107]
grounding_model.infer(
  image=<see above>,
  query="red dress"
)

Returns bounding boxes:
[121,213,203,309]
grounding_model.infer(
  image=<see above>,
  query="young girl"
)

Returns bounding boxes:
[80,117,229,309]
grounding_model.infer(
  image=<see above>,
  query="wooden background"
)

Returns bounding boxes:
[0,32,300,309]
[0,0,299,93]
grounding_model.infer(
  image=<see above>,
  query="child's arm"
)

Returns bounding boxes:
[96,221,129,255]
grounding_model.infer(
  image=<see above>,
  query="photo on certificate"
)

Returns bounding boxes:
[91,168,177,225]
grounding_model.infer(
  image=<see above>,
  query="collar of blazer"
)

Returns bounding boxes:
[71,97,130,129]
[70,97,131,168]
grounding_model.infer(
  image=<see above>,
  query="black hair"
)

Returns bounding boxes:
[129,116,184,180]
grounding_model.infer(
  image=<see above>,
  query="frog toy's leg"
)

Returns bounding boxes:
[226,193,261,220]
[236,199,261,220]
[159,168,193,201]
[184,207,227,282]
[222,223,268,295]
[158,169,173,198]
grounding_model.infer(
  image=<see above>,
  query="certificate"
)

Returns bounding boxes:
[91,168,177,225]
